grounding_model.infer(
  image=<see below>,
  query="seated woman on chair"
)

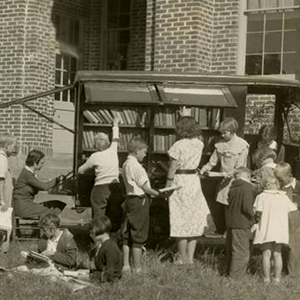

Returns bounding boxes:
[13,150,66,218]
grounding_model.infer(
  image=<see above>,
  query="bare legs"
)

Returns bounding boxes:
[122,245,142,272]
[262,243,282,283]
[176,238,197,264]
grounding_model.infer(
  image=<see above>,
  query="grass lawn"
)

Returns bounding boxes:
[0,238,300,300]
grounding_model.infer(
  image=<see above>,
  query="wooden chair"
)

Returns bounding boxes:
[12,215,41,241]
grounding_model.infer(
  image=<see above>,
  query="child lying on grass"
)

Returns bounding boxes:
[37,213,79,270]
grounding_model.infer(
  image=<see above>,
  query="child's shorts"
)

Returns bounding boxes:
[123,195,150,248]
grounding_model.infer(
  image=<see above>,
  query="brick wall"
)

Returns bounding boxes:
[146,0,213,73]
[210,0,240,74]
[128,0,147,70]
[0,0,56,152]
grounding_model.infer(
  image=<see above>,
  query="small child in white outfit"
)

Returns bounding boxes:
[253,176,297,284]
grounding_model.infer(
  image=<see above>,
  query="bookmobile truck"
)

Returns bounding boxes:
[2,71,300,246]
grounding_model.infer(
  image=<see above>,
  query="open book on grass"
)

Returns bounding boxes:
[158,185,182,193]
[21,250,51,264]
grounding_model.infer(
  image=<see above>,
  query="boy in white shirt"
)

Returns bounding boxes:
[121,137,160,273]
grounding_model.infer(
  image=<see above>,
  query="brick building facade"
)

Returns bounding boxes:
[0,0,299,159]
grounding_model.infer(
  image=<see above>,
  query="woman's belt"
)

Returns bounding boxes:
[175,169,198,174]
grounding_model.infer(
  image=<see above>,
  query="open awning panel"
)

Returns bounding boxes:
[160,86,238,108]
[84,82,159,104]
[83,81,238,108]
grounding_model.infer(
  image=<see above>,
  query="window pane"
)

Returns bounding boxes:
[247,14,264,32]
[119,45,128,58]
[282,52,298,73]
[108,15,118,29]
[246,33,263,53]
[245,55,262,75]
[55,54,62,69]
[265,0,281,8]
[120,0,130,13]
[55,71,61,85]
[70,89,75,103]
[54,89,61,101]
[71,57,77,71]
[284,0,298,6]
[284,30,299,51]
[266,13,282,30]
[247,0,261,9]
[119,14,130,28]
[63,91,68,102]
[63,55,69,70]
[108,0,118,14]
[63,72,69,85]
[265,32,282,52]
[285,11,300,30]
[54,15,61,39]
[119,30,130,44]
[264,54,281,74]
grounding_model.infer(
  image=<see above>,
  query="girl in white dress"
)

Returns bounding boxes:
[253,176,297,284]
[165,116,211,264]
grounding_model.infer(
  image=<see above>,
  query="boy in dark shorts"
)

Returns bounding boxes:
[121,137,161,273]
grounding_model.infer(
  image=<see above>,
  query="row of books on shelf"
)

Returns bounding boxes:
[153,107,221,129]
[83,108,149,126]
[83,107,221,129]
[82,131,149,151]
[153,134,177,152]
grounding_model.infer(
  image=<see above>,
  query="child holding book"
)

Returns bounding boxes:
[37,213,79,270]
[226,167,254,279]
[90,216,122,283]
[253,176,297,284]
[0,134,16,252]
[121,137,161,273]
[200,117,249,234]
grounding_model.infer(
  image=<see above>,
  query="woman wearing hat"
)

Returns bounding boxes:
[78,117,123,232]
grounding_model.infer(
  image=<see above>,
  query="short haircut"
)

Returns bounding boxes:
[274,161,292,177]
[127,136,148,154]
[252,145,277,168]
[259,125,277,145]
[90,216,112,236]
[262,175,280,190]
[39,213,60,230]
[176,116,202,139]
[26,150,45,167]
[219,117,239,133]
[0,134,16,149]
[234,166,252,179]
[94,132,110,150]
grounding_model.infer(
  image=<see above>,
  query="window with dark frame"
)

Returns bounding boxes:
[104,0,131,70]
[53,14,80,102]
[245,0,300,75]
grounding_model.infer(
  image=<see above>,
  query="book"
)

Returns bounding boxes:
[158,185,182,193]
[206,171,226,178]
[21,250,51,263]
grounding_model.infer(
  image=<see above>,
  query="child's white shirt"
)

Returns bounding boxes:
[253,190,297,245]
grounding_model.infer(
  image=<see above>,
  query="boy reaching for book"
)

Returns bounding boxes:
[37,213,79,270]
[89,216,122,283]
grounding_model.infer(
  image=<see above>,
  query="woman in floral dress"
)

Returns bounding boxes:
[165,116,211,264]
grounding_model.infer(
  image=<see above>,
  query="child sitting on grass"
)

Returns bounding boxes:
[122,137,161,273]
[226,167,255,280]
[90,216,122,283]
[253,176,297,284]
[37,213,79,270]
